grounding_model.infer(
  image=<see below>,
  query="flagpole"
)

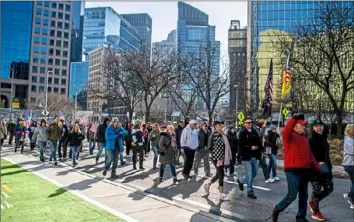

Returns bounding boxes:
[277,102,283,130]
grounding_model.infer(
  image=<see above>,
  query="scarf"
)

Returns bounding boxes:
[217,132,232,167]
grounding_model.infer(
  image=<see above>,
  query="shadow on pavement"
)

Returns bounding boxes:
[48,177,101,198]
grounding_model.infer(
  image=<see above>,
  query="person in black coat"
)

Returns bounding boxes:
[68,124,85,167]
[95,117,110,164]
[174,120,185,165]
[264,125,280,181]
[307,119,333,221]
[124,121,133,157]
[226,126,238,175]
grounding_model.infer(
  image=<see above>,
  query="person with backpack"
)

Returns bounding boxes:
[132,120,145,170]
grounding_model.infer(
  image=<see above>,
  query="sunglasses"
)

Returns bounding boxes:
[245,122,252,124]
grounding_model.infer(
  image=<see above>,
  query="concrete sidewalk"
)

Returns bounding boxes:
[1,151,234,222]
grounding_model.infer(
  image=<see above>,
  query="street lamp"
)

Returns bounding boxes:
[10,68,14,121]
[234,84,238,127]
[45,70,53,121]
[162,95,169,123]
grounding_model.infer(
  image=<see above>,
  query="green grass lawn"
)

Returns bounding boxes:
[1,159,124,222]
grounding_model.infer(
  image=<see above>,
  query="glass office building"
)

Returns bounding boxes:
[83,7,140,54]
[69,62,89,110]
[70,1,85,62]
[248,1,354,112]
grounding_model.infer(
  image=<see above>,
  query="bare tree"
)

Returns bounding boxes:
[181,42,230,125]
[102,53,143,120]
[272,3,353,137]
[121,45,180,122]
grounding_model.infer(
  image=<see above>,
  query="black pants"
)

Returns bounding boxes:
[126,141,132,155]
[212,161,225,187]
[310,174,334,212]
[9,133,14,144]
[182,149,195,176]
[147,140,151,153]
[228,146,237,174]
[132,145,144,168]
[58,139,68,159]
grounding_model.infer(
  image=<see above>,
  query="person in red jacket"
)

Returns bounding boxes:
[272,113,321,222]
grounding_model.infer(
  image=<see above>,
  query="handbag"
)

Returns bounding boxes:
[319,143,330,174]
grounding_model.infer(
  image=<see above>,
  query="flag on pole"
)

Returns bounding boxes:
[281,53,292,101]
[261,58,273,118]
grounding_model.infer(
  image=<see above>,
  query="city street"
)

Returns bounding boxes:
[2,142,353,222]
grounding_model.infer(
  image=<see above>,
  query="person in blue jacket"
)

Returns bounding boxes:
[103,117,128,178]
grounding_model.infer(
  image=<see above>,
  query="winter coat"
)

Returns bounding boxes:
[282,117,320,173]
[124,128,133,143]
[174,125,183,148]
[308,131,332,170]
[33,126,48,142]
[226,130,238,153]
[180,126,198,150]
[208,132,225,161]
[68,131,85,147]
[158,132,176,165]
[105,125,128,151]
[96,123,108,143]
[87,130,95,141]
[0,124,7,139]
[60,124,69,142]
[7,123,15,135]
[198,128,211,150]
[148,130,160,148]
[15,124,27,141]
[342,136,354,166]
[264,130,280,155]
[47,122,62,141]
[237,127,263,161]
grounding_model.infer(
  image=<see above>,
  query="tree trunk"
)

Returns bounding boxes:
[208,111,213,126]
[336,110,343,138]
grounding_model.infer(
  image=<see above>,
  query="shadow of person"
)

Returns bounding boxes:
[47,177,100,198]
[121,168,157,184]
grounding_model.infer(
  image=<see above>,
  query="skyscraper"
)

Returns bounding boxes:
[228,20,247,114]
[0,1,82,109]
[248,1,354,113]
[69,62,88,110]
[82,7,141,55]
[121,13,152,55]
[70,1,85,63]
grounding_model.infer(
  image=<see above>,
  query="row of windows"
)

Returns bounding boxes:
[31,75,66,85]
[36,1,71,12]
[32,57,68,67]
[31,85,66,94]
[32,66,67,76]
[35,17,71,31]
[33,45,69,56]
[36,8,71,21]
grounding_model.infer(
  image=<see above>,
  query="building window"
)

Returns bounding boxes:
[34,37,40,44]
[55,68,60,75]
[63,41,68,48]
[40,57,46,64]
[61,69,67,76]
[61,79,66,85]
[65,4,70,11]
[59,3,64,10]
[34,46,39,53]
[48,77,52,84]
[48,87,52,92]
[65,14,70,21]
[50,30,55,37]
[35,17,41,25]
[63,51,68,57]
[51,11,56,18]
[43,19,49,26]
[49,39,54,46]
[51,21,56,27]
[42,38,47,45]
[57,31,62,38]
[55,49,61,56]
[33,56,39,63]
[58,22,63,28]
[35,27,40,34]
[36,8,41,15]
[55,59,60,66]
[54,87,59,93]
[32,76,37,83]
[40,67,45,74]
[43,9,49,17]
[64,32,69,39]
[58,12,63,19]
[44,1,49,7]
[56,40,61,47]
[32,66,38,73]
[62,60,67,66]
[31,85,37,92]
[37,1,42,5]
[48,58,53,65]
[64,23,69,29]
[41,47,47,55]
[61,88,66,95]
[51,2,57,8]
[42,28,48,36]
[49,48,54,55]
[39,77,45,84]
[39,86,44,92]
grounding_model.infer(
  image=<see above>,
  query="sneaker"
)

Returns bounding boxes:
[54,161,58,166]
[121,161,126,166]
[308,200,315,213]
[183,174,192,180]
[95,159,99,165]
[102,170,107,176]
[247,193,257,199]
[133,165,137,170]
[127,154,130,157]
[59,158,62,161]
[173,178,182,184]
[220,193,230,201]
[311,212,327,221]
[273,177,280,181]
[272,206,279,222]
[40,158,45,163]
[265,178,275,183]
[111,172,118,179]
[343,193,354,209]
[139,167,145,170]
[296,218,310,222]
[73,162,78,167]
[204,183,211,195]
[206,173,213,178]
[237,179,244,191]
[49,160,53,164]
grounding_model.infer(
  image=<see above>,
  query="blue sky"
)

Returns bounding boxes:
[86,1,248,58]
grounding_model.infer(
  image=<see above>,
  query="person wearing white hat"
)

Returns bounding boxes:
[180,119,199,179]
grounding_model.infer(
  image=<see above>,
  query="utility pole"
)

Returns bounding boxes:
[45,70,53,121]
[234,85,238,127]
[74,88,77,122]
[10,68,14,121]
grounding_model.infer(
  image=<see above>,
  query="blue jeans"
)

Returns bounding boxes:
[268,154,278,178]
[160,163,177,179]
[89,140,95,154]
[118,150,124,163]
[152,146,158,166]
[48,140,58,161]
[240,158,259,194]
[71,146,78,165]
[105,149,118,173]
[96,142,106,161]
[275,172,309,219]
[259,156,270,180]
[344,166,354,201]
[38,141,47,160]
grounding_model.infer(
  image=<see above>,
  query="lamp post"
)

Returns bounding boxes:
[234,84,238,127]
[45,70,53,121]
[10,68,14,121]
[162,95,169,123]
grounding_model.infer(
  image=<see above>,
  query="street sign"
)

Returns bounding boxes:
[282,108,289,120]
[237,112,245,122]
[12,102,19,109]
[42,110,49,117]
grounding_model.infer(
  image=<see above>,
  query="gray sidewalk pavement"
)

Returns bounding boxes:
[1,147,234,222]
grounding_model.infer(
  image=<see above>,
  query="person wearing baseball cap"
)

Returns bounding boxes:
[307,119,333,221]
[272,113,321,222]
[180,119,199,179]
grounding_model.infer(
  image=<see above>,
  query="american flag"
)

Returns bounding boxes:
[261,58,273,118]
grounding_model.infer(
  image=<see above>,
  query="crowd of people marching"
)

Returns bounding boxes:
[0,114,353,222]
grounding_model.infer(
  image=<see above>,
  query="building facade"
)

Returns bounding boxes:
[1,1,82,109]
[69,62,88,110]
[121,13,152,55]
[70,1,85,63]
[228,20,247,114]
[248,1,354,113]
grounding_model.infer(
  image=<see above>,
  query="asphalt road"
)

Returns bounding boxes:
[2,142,353,222]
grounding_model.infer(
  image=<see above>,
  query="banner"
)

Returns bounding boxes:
[281,53,291,101]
